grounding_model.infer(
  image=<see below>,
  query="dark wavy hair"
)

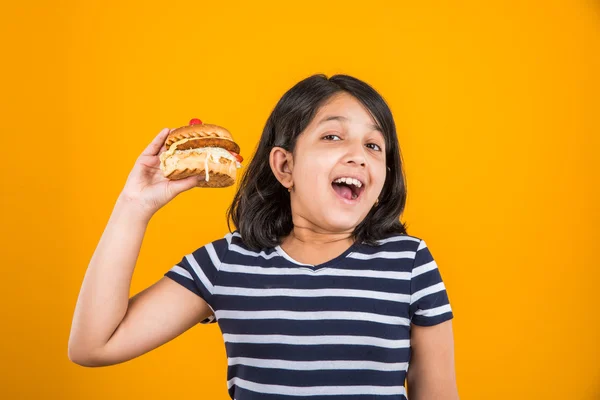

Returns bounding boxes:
[227,74,408,250]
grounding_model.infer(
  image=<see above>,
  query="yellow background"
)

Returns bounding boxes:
[1,0,599,399]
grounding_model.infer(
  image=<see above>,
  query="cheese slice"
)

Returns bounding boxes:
[159,138,242,182]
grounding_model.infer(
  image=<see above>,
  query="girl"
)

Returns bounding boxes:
[69,74,459,399]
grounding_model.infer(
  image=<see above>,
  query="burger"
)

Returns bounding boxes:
[159,118,243,188]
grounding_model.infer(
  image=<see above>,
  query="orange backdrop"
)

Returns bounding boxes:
[1,1,599,399]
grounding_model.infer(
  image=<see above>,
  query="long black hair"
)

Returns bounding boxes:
[227,74,408,250]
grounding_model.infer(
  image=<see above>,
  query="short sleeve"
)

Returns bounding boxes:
[409,239,454,326]
[164,236,229,324]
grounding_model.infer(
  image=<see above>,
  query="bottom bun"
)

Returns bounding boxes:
[162,152,237,188]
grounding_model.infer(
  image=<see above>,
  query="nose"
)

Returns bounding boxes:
[343,140,366,167]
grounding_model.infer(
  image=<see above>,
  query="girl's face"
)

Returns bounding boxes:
[288,92,387,234]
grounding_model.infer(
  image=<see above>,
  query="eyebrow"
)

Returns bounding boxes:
[317,115,382,133]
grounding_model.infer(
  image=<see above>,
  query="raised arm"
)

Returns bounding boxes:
[68,128,208,367]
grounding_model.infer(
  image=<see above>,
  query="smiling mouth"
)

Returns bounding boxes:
[331,178,365,201]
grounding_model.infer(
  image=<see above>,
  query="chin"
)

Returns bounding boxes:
[319,214,366,234]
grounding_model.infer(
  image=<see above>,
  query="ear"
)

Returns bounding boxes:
[269,146,294,190]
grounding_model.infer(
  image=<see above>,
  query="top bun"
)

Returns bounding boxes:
[165,123,240,154]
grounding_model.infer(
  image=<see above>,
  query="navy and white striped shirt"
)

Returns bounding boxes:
[165,230,453,400]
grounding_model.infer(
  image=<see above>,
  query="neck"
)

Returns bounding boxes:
[282,225,354,248]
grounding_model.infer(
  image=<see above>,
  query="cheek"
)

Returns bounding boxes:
[295,165,332,192]
[309,148,337,168]
[293,150,336,181]
[372,165,387,193]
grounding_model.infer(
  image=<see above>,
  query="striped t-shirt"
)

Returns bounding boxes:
[165,230,453,400]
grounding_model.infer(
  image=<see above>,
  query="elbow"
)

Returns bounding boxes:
[67,344,105,368]
[68,346,93,367]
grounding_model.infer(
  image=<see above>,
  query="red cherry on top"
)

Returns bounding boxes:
[189,118,203,125]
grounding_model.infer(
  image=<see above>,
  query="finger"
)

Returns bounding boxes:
[168,175,201,197]
[158,142,168,155]
[142,128,172,157]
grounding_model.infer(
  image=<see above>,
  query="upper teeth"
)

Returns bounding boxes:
[334,177,363,188]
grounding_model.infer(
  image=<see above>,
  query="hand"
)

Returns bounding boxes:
[119,128,201,217]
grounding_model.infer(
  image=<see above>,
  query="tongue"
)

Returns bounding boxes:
[332,183,353,200]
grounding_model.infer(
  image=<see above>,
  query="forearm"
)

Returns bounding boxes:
[68,195,152,358]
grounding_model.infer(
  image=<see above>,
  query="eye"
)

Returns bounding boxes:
[322,134,341,141]
[366,143,382,151]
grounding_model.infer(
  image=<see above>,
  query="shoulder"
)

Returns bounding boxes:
[183,231,238,270]
[355,233,440,271]
[346,233,425,272]
[360,233,424,253]
[216,230,279,263]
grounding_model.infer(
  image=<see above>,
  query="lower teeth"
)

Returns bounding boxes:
[351,193,357,199]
